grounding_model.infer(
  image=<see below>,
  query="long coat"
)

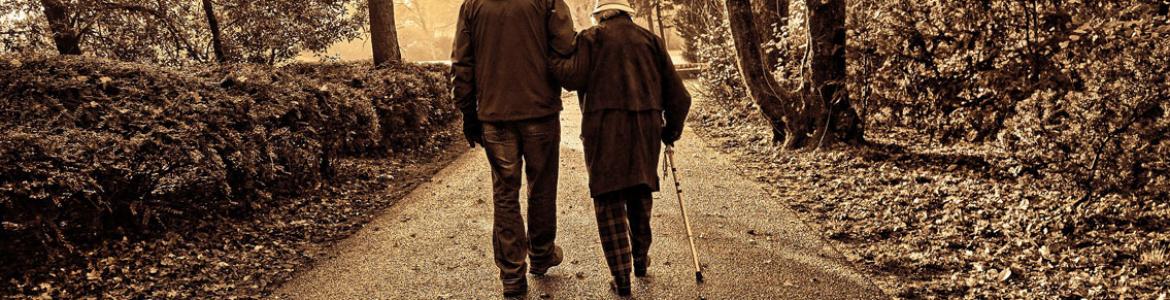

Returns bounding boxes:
[552,16,692,197]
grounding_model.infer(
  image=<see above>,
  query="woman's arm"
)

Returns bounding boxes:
[550,30,593,91]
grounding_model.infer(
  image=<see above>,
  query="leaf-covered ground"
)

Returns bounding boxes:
[2,144,465,299]
[689,88,1169,299]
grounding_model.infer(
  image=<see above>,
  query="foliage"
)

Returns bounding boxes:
[852,0,1169,199]
[215,0,366,64]
[0,54,454,254]
[0,0,364,65]
[680,0,1169,199]
[996,5,1170,201]
[681,0,1170,298]
[2,0,205,63]
[281,61,457,153]
[673,0,746,103]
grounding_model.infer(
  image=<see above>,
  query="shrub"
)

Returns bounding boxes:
[281,62,457,153]
[680,0,1170,201]
[0,55,456,252]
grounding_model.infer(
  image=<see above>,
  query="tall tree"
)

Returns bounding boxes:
[645,9,656,33]
[673,0,722,62]
[201,0,226,63]
[724,0,862,149]
[725,0,795,145]
[655,0,668,47]
[809,0,865,144]
[39,0,80,55]
[804,0,861,145]
[369,0,402,66]
[4,0,364,64]
[631,0,656,33]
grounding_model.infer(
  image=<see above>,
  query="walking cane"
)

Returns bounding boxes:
[664,145,705,283]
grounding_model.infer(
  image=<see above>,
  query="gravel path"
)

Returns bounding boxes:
[274,94,886,299]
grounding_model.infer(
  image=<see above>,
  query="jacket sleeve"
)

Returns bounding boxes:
[550,31,592,91]
[548,0,577,57]
[659,38,692,138]
[451,1,477,117]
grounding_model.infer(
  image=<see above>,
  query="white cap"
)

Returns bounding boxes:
[593,0,636,15]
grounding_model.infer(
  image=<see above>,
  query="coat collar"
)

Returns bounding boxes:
[600,16,635,26]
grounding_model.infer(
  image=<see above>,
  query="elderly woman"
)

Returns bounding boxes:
[552,0,692,295]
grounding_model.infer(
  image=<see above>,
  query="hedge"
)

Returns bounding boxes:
[0,55,455,251]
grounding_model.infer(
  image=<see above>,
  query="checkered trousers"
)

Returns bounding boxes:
[592,186,654,278]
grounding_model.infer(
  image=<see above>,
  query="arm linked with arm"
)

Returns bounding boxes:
[550,32,592,91]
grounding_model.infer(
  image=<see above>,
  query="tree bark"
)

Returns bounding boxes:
[725,0,801,146]
[753,0,787,68]
[369,0,402,66]
[655,0,668,48]
[805,0,863,146]
[725,0,862,149]
[645,12,656,33]
[201,0,226,64]
[40,0,81,55]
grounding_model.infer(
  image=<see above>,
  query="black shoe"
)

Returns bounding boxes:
[502,278,527,297]
[634,257,650,277]
[530,246,564,276]
[610,276,632,296]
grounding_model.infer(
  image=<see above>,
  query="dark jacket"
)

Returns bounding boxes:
[552,16,692,196]
[451,0,577,122]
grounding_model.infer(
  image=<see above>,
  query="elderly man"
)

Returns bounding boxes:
[552,0,693,295]
[450,0,577,297]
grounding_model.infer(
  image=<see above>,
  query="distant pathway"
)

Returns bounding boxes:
[274,93,885,299]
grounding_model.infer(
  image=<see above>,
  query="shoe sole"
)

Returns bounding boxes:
[530,247,564,275]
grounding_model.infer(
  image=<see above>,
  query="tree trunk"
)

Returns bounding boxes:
[724,0,802,146]
[645,12,656,33]
[201,0,226,64]
[724,0,862,149]
[753,0,787,69]
[369,0,402,66]
[805,0,862,146]
[655,0,668,48]
[40,0,81,55]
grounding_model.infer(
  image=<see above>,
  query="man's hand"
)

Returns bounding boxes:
[464,114,485,148]
[662,127,681,146]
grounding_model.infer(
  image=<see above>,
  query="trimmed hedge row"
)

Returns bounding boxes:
[281,62,456,153]
[0,55,455,250]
